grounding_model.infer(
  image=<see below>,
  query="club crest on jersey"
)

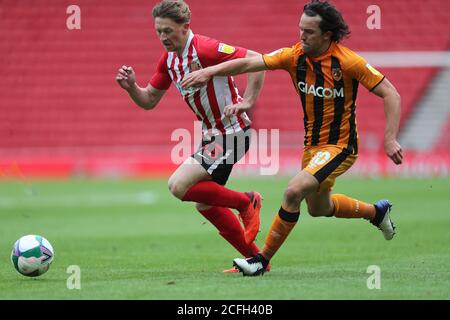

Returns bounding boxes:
[332,68,343,81]
[218,43,236,54]
[189,62,202,72]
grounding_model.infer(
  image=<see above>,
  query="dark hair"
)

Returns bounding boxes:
[152,0,191,24]
[303,0,350,42]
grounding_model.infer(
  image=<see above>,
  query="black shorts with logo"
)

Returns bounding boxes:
[191,127,251,185]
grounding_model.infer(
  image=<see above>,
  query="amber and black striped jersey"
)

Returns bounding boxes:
[262,42,385,154]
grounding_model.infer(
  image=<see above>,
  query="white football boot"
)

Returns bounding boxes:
[371,200,396,240]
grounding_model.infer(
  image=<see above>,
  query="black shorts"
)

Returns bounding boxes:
[191,127,251,185]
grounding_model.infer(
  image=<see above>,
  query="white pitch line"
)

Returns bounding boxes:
[0,192,157,208]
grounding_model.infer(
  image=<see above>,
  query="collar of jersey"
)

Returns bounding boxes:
[308,41,336,62]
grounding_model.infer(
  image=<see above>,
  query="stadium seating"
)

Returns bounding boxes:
[435,119,450,151]
[0,0,449,176]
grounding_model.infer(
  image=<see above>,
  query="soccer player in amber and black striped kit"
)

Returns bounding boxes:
[116,0,267,273]
[182,0,403,276]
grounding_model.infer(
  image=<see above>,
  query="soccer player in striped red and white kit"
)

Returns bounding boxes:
[116,0,266,272]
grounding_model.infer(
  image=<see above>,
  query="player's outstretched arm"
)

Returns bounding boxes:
[224,50,266,117]
[181,56,267,89]
[372,78,403,165]
[116,65,166,110]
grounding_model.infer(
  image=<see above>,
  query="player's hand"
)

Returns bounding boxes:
[181,69,212,89]
[116,65,136,91]
[384,139,403,165]
[224,100,252,118]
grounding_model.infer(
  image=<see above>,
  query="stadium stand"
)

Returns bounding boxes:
[436,119,450,151]
[0,0,449,177]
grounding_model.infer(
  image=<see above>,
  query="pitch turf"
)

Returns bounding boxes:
[0,177,448,300]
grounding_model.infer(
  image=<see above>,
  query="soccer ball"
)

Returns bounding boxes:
[11,235,54,277]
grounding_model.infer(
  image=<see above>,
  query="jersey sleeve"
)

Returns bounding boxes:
[196,35,247,66]
[149,53,172,90]
[347,55,385,91]
[262,47,296,71]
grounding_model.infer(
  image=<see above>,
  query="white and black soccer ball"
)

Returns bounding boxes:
[11,235,54,277]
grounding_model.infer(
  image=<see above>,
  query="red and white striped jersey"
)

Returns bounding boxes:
[149,31,252,136]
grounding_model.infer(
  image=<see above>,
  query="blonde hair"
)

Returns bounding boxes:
[152,0,191,24]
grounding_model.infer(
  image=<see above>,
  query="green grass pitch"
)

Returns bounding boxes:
[0,177,448,299]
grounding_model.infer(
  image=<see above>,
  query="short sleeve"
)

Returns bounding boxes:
[196,35,247,66]
[149,53,172,90]
[262,47,296,71]
[347,55,385,91]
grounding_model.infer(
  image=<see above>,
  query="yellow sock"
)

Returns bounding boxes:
[331,194,375,220]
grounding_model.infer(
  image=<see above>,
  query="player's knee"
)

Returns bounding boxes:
[167,179,186,200]
[283,187,303,208]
